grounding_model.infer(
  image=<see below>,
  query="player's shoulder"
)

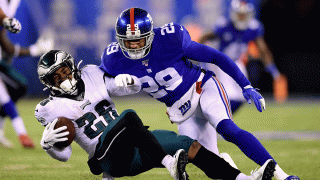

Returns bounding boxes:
[153,22,190,48]
[80,64,103,75]
[35,97,57,126]
[154,22,186,38]
[101,42,123,61]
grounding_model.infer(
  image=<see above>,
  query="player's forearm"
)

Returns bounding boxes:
[185,41,251,88]
[45,146,72,162]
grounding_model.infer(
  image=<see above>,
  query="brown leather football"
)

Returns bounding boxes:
[53,117,76,149]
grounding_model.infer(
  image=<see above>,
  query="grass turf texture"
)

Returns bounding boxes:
[0,95,319,179]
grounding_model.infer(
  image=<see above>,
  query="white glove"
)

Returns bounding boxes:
[29,35,54,57]
[114,74,133,87]
[2,17,21,33]
[40,118,69,150]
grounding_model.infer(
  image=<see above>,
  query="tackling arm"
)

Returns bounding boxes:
[184,41,265,112]
[108,74,141,96]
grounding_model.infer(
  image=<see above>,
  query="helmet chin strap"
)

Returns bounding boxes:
[60,78,78,94]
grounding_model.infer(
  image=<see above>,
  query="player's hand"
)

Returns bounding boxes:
[242,85,266,112]
[2,17,21,33]
[115,74,133,87]
[29,35,54,57]
[40,118,69,150]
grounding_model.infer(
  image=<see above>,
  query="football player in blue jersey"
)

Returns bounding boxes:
[99,7,298,180]
[199,0,288,112]
[198,1,298,179]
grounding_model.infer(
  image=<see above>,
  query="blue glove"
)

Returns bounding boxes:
[242,85,266,112]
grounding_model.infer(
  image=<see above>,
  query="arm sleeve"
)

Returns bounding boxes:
[45,146,72,162]
[184,41,251,88]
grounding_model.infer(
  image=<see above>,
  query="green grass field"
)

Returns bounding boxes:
[0,95,319,179]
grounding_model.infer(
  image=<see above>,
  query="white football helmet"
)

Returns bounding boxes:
[230,0,255,30]
[37,50,81,95]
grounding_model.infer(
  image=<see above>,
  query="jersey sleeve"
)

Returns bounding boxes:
[100,42,122,76]
[171,23,193,51]
[35,99,54,126]
[183,41,251,88]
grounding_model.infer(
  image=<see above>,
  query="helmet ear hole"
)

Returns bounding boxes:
[115,8,154,59]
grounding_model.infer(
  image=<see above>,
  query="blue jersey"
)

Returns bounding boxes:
[100,23,250,107]
[213,17,264,61]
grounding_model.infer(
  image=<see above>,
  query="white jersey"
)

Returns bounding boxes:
[35,65,141,158]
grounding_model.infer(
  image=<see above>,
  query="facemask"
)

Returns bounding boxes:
[60,78,77,94]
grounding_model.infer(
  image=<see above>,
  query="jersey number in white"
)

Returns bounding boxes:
[140,67,182,99]
[75,100,118,139]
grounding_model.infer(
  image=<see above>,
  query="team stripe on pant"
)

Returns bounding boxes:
[212,76,233,120]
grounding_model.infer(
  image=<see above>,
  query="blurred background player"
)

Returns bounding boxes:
[199,0,288,114]
[0,0,54,148]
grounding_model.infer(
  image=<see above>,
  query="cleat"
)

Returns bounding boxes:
[19,134,35,149]
[285,176,300,180]
[249,159,276,180]
[0,130,14,148]
[220,152,238,169]
[169,149,189,180]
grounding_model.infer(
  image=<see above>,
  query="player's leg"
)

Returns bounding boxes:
[202,77,297,180]
[89,109,188,179]
[119,110,188,180]
[152,129,275,180]
[177,108,219,155]
[0,79,34,148]
[0,114,13,148]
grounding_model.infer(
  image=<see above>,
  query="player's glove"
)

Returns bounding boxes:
[115,74,133,87]
[242,85,266,112]
[2,17,21,33]
[40,118,69,150]
[29,35,54,57]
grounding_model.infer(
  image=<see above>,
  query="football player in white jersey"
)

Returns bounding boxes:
[35,50,276,180]
[0,0,54,148]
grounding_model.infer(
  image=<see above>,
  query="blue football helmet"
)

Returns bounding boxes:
[230,0,255,30]
[115,8,154,59]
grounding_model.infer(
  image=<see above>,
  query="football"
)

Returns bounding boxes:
[53,117,76,149]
